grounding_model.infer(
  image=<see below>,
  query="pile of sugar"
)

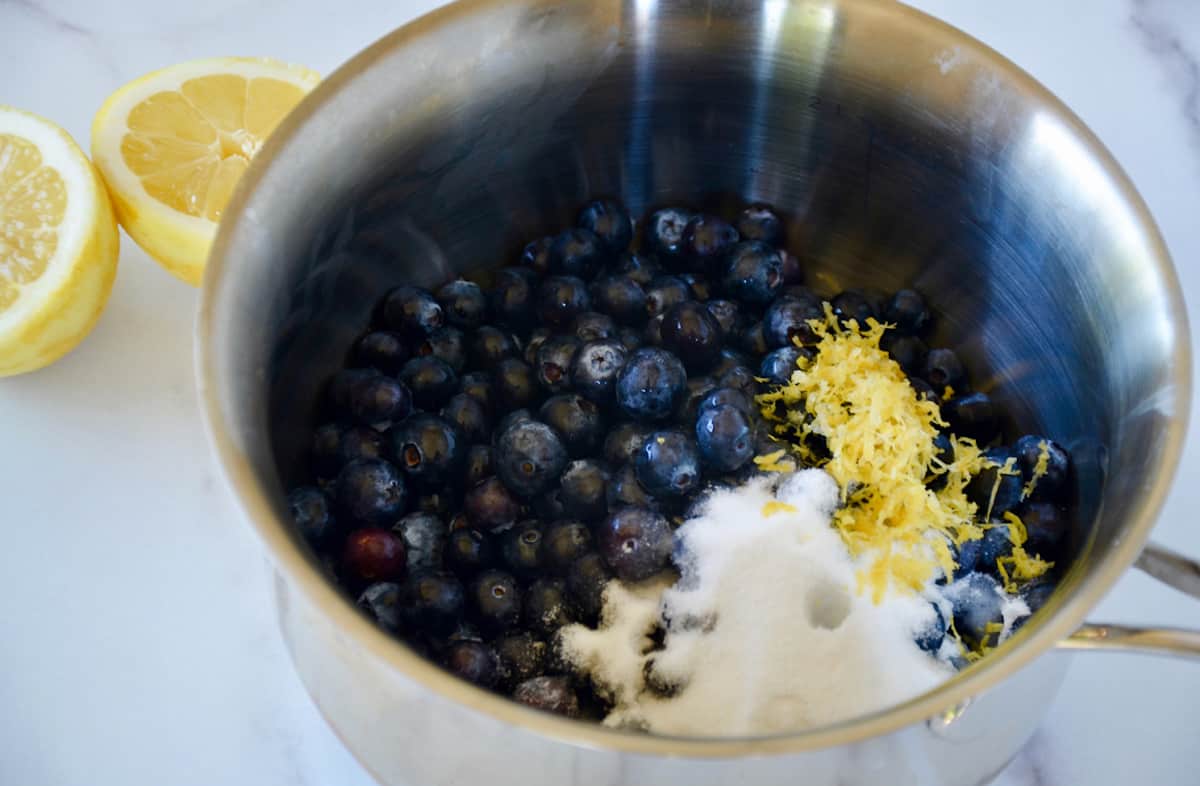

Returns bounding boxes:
[560,470,959,736]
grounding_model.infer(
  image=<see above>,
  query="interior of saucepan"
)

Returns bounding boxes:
[204,0,1187,740]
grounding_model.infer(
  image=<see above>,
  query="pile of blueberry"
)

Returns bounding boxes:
[285,198,1072,718]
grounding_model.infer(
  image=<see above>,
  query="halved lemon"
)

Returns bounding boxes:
[0,107,119,377]
[91,57,319,285]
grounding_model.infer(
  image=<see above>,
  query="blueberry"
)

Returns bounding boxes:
[380,286,444,338]
[675,376,718,425]
[558,460,609,522]
[696,405,754,472]
[659,301,722,372]
[1020,578,1056,616]
[617,327,642,353]
[614,252,661,286]
[590,275,648,326]
[566,552,612,624]
[760,347,804,385]
[722,241,784,305]
[535,335,582,394]
[645,275,691,318]
[523,327,554,366]
[335,459,408,526]
[464,444,495,488]
[328,425,387,473]
[392,512,446,573]
[436,279,490,330]
[500,521,545,579]
[324,368,376,419]
[493,357,541,412]
[495,419,569,498]
[288,486,337,546]
[881,333,928,376]
[739,321,770,356]
[541,520,594,574]
[458,371,494,414]
[464,476,523,532]
[945,391,998,443]
[718,364,759,395]
[513,676,580,718]
[470,569,522,633]
[885,289,931,335]
[344,373,412,425]
[444,640,499,687]
[539,394,603,458]
[644,207,694,267]
[924,348,966,390]
[607,463,658,510]
[494,633,548,690]
[1015,502,1069,558]
[574,312,617,344]
[735,204,784,246]
[494,408,534,438]
[469,325,517,370]
[342,527,407,584]
[949,537,983,581]
[551,228,607,279]
[399,356,458,411]
[946,572,1006,648]
[571,339,628,405]
[699,386,754,418]
[387,413,465,488]
[524,578,579,636]
[597,506,674,581]
[914,603,947,654]
[400,571,465,635]
[764,292,824,348]
[966,446,1024,517]
[705,299,740,337]
[615,347,687,422]
[519,237,555,276]
[441,393,489,443]
[978,524,1014,568]
[491,267,539,330]
[537,275,592,330]
[831,290,877,325]
[446,528,497,577]
[352,330,409,375]
[927,432,954,490]
[416,327,467,373]
[577,198,633,253]
[357,581,403,632]
[635,430,701,500]
[603,422,653,466]
[1014,435,1071,501]
[682,215,739,273]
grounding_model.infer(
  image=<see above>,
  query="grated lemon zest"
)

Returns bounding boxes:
[756,305,991,602]
[1021,440,1051,500]
[761,501,799,517]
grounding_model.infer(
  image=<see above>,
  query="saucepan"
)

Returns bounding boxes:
[196,1,1198,784]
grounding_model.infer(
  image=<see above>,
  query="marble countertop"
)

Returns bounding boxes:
[2,0,1198,784]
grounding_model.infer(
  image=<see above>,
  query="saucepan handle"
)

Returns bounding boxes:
[1058,541,1200,660]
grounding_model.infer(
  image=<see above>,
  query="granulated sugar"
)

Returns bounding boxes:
[560,470,957,736]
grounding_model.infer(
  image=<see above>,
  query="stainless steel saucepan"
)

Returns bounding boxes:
[196,1,1198,784]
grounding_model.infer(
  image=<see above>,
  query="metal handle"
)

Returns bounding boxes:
[1060,541,1200,660]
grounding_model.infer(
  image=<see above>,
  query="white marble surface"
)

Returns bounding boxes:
[1,1,1198,784]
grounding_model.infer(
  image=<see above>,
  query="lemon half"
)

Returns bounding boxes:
[0,107,119,377]
[91,57,319,285]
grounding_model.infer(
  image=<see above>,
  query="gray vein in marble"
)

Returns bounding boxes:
[1131,0,1200,165]
[3,0,122,80]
